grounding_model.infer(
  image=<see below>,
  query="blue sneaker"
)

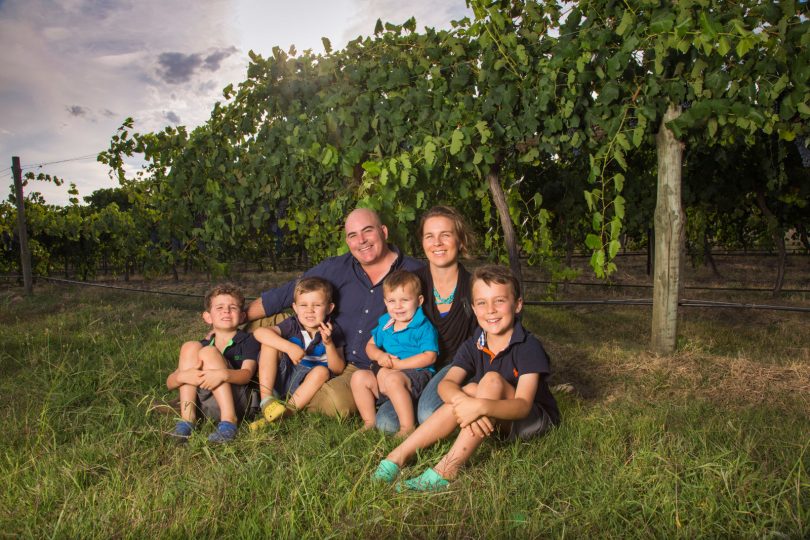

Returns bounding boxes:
[208,421,238,444]
[171,420,195,443]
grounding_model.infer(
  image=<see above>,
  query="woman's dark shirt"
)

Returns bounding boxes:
[415,264,479,370]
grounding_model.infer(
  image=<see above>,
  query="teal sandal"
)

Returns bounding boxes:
[396,468,449,492]
[372,459,400,483]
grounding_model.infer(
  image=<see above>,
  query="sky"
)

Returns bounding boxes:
[0,0,470,205]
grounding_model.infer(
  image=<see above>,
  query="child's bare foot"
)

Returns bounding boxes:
[359,422,376,432]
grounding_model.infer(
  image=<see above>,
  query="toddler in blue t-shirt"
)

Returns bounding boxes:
[351,270,438,436]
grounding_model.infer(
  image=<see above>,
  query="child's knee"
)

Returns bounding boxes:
[258,345,280,365]
[478,372,507,394]
[350,369,374,389]
[199,345,226,367]
[308,366,330,383]
[178,341,203,367]
[252,327,272,342]
[180,340,202,356]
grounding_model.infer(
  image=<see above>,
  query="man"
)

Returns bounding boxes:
[246,208,423,416]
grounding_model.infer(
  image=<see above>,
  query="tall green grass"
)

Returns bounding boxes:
[0,284,807,538]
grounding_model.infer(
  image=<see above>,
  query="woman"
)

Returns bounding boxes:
[375,206,479,433]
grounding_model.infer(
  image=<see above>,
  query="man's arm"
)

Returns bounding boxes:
[247,258,338,322]
[246,297,268,321]
[246,279,296,322]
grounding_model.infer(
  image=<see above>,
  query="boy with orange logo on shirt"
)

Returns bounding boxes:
[372,265,560,490]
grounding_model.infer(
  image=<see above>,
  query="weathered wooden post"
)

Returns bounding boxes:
[11,157,33,295]
[487,160,523,285]
[651,105,684,354]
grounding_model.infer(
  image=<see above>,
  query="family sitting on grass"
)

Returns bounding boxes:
[165,206,560,491]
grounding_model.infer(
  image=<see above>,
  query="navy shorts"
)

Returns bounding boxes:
[376,368,433,406]
[505,404,554,441]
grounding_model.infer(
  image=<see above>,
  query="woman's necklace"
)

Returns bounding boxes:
[433,285,456,305]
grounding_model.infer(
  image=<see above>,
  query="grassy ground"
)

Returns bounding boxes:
[0,258,808,538]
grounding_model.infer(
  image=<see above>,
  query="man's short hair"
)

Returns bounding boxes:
[471,265,521,300]
[383,269,422,297]
[294,277,333,304]
[204,283,245,311]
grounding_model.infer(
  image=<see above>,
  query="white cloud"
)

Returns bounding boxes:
[0,0,470,205]
[341,0,469,42]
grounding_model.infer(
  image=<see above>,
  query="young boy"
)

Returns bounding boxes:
[372,265,560,490]
[250,277,346,429]
[166,284,260,444]
[351,270,439,436]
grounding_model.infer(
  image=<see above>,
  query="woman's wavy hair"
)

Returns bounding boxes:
[418,205,476,258]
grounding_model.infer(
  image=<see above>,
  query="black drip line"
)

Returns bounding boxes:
[1,275,806,313]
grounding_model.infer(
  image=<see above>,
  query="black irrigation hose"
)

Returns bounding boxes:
[523,279,810,294]
[36,276,206,299]
[3,275,807,313]
[524,298,810,313]
[32,276,261,302]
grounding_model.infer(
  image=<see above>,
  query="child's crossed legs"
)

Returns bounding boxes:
[177,341,238,424]
[386,371,515,480]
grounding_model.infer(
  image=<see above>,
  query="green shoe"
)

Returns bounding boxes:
[397,468,449,492]
[372,459,400,484]
[262,399,286,423]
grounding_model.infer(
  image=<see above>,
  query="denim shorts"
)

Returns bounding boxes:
[274,356,332,398]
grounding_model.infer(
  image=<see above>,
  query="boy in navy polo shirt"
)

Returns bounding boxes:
[351,270,438,437]
[166,284,260,444]
[249,277,346,429]
[372,265,560,490]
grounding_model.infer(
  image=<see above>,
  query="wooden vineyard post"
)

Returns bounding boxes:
[487,164,523,285]
[651,105,684,355]
[11,156,33,295]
